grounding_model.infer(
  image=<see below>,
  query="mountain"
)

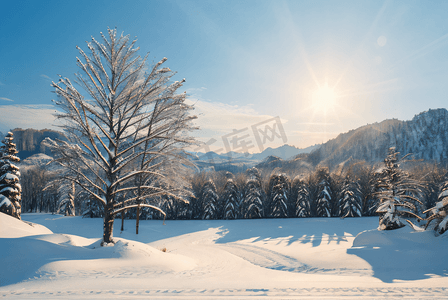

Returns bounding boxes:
[308,108,448,169]
[11,108,448,173]
[10,128,66,160]
[194,144,319,163]
[251,144,320,161]
[19,153,54,170]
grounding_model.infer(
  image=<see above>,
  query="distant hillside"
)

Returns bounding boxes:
[251,144,319,161]
[308,108,448,169]
[10,128,66,160]
[192,143,320,172]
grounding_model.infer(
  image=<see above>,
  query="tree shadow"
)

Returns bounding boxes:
[214,217,378,247]
[347,228,448,283]
[0,234,119,287]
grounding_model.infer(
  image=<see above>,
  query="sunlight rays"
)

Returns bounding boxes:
[388,32,448,71]
[311,82,338,115]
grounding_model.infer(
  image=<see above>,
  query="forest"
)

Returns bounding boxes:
[16,146,448,233]
[1,29,448,243]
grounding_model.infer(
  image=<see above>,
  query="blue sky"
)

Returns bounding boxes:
[1,0,448,152]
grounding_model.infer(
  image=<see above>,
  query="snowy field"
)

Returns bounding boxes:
[1,213,448,299]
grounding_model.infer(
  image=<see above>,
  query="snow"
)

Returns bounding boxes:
[0,187,16,194]
[0,212,51,238]
[0,213,448,298]
[0,195,11,208]
[0,173,18,181]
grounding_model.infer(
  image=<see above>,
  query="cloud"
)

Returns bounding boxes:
[0,81,4,86]
[186,87,207,94]
[187,98,284,134]
[296,122,335,126]
[40,74,53,81]
[0,104,59,132]
[186,98,288,153]
[0,97,14,102]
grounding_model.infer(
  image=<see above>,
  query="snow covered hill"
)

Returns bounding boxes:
[1,213,448,298]
[311,108,448,168]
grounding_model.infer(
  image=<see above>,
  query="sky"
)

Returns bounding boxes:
[1,0,448,153]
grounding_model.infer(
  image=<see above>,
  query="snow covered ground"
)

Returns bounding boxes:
[1,213,448,299]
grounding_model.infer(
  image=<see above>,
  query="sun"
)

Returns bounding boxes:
[311,82,338,115]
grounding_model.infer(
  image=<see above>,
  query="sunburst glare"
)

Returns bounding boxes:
[311,82,338,116]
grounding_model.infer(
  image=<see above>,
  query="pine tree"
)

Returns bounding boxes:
[359,166,379,216]
[82,196,104,218]
[242,168,264,219]
[59,182,76,216]
[268,173,289,218]
[315,168,331,217]
[0,132,21,219]
[222,175,240,219]
[293,177,311,217]
[243,179,264,219]
[424,181,448,235]
[202,180,219,220]
[190,172,207,219]
[43,175,85,216]
[338,176,362,218]
[376,147,424,230]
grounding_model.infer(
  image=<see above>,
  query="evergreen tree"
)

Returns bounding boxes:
[161,196,176,220]
[222,176,240,219]
[315,168,331,217]
[329,172,343,216]
[82,197,104,218]
[243,179,264,219]
[420,164,446,213]
[43,177,80,216]
[268,173,289,218]
[202,180,219,220]
[56,181,76,216]
[293,178,311,217]
[242,168,264,219]
[0,132,21,219]
[376,147,424,230]
[338,176,362,218]
[358,166,379,216]
[189,172,207,219]
[424,181,448,235]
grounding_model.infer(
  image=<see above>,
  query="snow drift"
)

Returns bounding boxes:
[1,213,448,298]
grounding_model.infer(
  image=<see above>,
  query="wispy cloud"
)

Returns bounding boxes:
[0,104,59,132]
[187,99,280,134]
[186,98,288,153]
[0,97,14,102]
[40,74,53,81]
[0,81,4,86]
[297,122,335,126]
[186,87,207,94]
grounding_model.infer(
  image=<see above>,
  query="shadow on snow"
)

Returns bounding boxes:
[213,217,378,247]
[0,234,119,287]
[347,226,448,283]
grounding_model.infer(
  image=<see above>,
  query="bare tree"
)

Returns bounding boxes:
[46,28,197,244]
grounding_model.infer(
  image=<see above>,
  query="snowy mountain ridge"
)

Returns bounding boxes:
[310,108,448,168]
[4,108,448,171]
[194,144,319,162]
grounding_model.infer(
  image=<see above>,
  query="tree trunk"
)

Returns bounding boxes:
[121,209,125,231]
[103,202,115,244]
[136,204,140,235]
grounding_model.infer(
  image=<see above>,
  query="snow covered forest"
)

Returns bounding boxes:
[2,27,448,299]
[15,148,448,224]
[0,29,447,242]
